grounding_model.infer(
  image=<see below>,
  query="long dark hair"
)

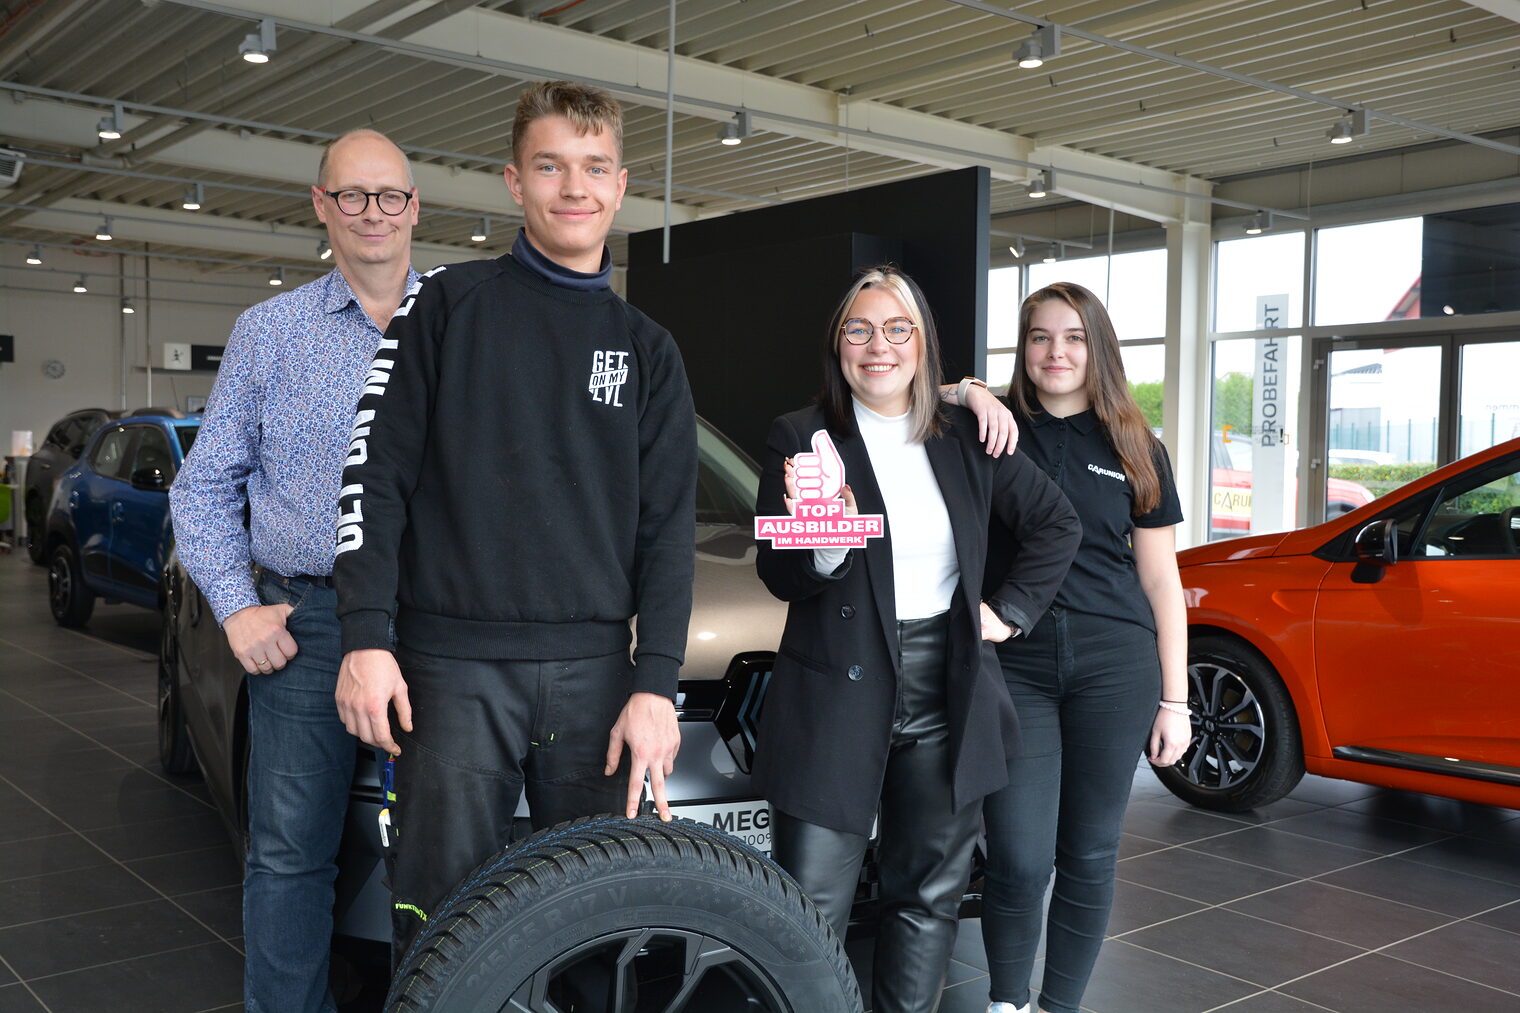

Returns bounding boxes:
[1011,282,1162,515]
[819,266,945,443]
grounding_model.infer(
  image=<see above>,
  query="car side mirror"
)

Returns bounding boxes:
[1351,518,1397,584]
[130,467,168,492]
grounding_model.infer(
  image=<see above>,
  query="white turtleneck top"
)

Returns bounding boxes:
[812,399,958,621]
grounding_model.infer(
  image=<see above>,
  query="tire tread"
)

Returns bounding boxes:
[387,814,859,1013]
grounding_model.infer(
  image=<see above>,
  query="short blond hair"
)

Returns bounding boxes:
[316,129,413,189]
[511,80,624,165]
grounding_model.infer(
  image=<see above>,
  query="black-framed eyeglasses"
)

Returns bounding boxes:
[322,188,413,216]
[840,317,917,345]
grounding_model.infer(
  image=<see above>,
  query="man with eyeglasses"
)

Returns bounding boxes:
[169,128,420,1013]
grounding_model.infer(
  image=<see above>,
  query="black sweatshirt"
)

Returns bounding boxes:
[333,252,697,698]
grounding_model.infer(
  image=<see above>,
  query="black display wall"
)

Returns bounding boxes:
[626,167,991,463]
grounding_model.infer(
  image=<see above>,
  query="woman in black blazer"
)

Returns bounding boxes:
[753,266,1081,1013]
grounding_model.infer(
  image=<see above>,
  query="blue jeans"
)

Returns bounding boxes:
[982,607,1160,1013]
[244,572,356,1013]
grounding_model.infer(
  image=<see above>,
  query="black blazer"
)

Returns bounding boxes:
[752,404,1081,835]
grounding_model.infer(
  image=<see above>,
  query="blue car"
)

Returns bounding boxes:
[45,409,199,627]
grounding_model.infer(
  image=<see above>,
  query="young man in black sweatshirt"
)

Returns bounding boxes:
[331,80,697,958]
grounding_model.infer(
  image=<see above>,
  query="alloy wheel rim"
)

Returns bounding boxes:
[49,556,70,613]
[1179,661,1267,791]
[501,926,791,1013]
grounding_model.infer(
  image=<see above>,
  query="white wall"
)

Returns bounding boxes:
[1,250,321,452]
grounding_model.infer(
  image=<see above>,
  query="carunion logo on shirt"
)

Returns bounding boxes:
[1088,462,1127,483]
[588,350,629,407]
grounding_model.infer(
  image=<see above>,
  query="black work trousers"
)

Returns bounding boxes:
[772,612,980,1013]
[385,645,632,966]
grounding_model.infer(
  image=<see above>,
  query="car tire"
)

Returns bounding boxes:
[48,542,95,628]
[1154,634,1305,812]
[157,603,198,776]
[386,814,862,1013]
[24,494,45,564]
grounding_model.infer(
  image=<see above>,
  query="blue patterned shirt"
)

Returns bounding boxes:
[170,266,420,624]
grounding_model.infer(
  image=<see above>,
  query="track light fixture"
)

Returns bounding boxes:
[95,216,113,241]
[1026,171,1050,199]
[120,298,135,315]
[25,245,42,265]
[1328,108,1369,145]
[471,217,489,242]
[239,18,277,64]
[72,275,88,293]
[268,267,284,287]
[1015,24,1061,70]
[716,110,753,146]
[1244,211,1274,235]
[96,104,124,141]
[1043,242,1063,264]
[1008,238,1026,259]
[318,239,332,261]
[181,183,204,211]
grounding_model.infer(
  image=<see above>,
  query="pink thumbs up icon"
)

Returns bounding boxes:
[792,430,846,501]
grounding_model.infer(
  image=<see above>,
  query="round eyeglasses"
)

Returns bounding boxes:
[840,317,917,345]
[323,188,413,216]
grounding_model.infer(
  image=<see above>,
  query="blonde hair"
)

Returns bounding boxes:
[820,266,945,444]
[512,80,624,164]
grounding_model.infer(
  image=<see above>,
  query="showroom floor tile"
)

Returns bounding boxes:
[2,552,1518,1012]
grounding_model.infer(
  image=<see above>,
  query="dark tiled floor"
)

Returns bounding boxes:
[2,552,1519,1012]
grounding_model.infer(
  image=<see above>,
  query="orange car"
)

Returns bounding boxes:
[1158,436,1520,812]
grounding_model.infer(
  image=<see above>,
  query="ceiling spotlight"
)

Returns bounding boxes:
[181,183,204,211]
[268,267,284,287]
[72,275,88,293]
[95,215,113,241]
[1015,24,1061,70]
[96,104,124,141]
[1008,238,1026,259]
[25,245,42,265]
[1026,171,1050,199]
[120,298,136,315]
[471,217,489,242]
[1244,211,1273,235]
[238,17,277,64]
[1328,108,1369,145]
[1442,304,1456,315]
[318,239,332,261]
[1043,242,1063,264]
[716,110,753,146]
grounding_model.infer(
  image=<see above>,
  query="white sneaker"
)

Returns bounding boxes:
[986,1004,1029,1013]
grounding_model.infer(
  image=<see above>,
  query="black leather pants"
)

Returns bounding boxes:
[773,612,980,1013]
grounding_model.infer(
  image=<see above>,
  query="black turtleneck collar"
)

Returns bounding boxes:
[511,229,612,291]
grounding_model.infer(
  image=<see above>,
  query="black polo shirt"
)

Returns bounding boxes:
[1015,408,1183,632]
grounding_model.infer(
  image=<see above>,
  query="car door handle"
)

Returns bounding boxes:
[111,502,125,520]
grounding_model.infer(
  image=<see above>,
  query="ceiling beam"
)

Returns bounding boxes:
[161,0,1211,222]
[6,197,473,271]
[1462,1,1520,25]
[0,96,695,233]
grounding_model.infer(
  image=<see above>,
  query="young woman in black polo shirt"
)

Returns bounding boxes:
[982,282,1192,1013]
